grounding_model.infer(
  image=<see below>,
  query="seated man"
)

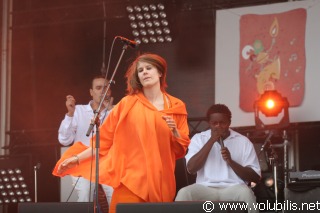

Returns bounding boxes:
[175,104,261,213]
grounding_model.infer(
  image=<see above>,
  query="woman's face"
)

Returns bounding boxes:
[137,61,162,89]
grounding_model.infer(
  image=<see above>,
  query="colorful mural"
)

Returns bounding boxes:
[239,8,306,112]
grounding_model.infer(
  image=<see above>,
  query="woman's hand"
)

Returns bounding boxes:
[162,115,181,138]
[162,115,176,130]
[57,155,79,175]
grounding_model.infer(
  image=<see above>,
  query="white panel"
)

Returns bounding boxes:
[60,146,78,202]
[216,0,320,127]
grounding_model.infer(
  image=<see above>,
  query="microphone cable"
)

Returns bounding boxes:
[65,176,80,202]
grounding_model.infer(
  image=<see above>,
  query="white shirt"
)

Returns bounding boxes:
[186,129,261,187]
[58,101,111,147]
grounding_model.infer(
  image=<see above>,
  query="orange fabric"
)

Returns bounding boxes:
[110,184,144,213]
[53,92,190,203]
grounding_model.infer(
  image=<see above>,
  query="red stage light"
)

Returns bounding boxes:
[254,90,290,129]
[255,90,287,117]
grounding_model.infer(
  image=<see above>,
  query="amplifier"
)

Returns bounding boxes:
[116,202,248,213]
[289,170,320,182]
[18,202,94,213]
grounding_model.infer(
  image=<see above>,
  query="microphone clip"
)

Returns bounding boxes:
[116,36,138,48]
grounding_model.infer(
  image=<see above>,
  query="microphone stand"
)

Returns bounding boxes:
[258,130,273,156]
[268,134,283,213]
[85,43,129,213]
[282,130,288,190]
[33,163,40,202]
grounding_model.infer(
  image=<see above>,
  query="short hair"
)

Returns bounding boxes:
[91,74,108,88]
[206,104,232,121]
[125,53,168,95]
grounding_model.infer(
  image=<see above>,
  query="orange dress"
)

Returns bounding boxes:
[52,92,190,202]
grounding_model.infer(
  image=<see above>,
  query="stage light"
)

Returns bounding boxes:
[255,90,287,117]
[254,90,289,129]
[264,176,274,187]
[0,167,32,204]
[126,2,173,45]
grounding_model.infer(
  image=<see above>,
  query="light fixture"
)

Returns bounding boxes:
[126,3,173,45]
[0,168,32,204]
[254,90,289,129]
[264,176,274,188]
[0,155,33,206]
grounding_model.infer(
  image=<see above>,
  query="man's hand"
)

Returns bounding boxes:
[210,128,224,142]
[66,95,76,117]
[221,147,232,164]
[102,96,114,111]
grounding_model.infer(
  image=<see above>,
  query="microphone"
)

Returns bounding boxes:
[116,36,138,48]
[260,131,274,152]
[34,162,41,170]
[219,137,224,148]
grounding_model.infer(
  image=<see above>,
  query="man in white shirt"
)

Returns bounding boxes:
[58,75,114,204]
[175,104,261,213]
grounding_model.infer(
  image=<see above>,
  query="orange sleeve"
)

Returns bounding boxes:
[52,142,90,177]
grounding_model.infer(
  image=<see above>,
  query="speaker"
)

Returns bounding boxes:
[297,125,320,171]
[286,183,320,203]
[284,183,320,212]
[116,201,248,213]
[18,202,94,213]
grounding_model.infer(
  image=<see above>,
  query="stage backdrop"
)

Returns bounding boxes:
[215,0,320,127]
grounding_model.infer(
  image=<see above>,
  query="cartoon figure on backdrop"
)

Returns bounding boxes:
[58,75,114,205]
[53,53,190,213]
[242,17,281,95]
[239,9,306,112]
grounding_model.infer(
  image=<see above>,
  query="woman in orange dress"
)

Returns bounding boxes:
[52,53,190,213]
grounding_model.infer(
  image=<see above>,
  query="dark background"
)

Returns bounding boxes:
[1,0,320,210]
